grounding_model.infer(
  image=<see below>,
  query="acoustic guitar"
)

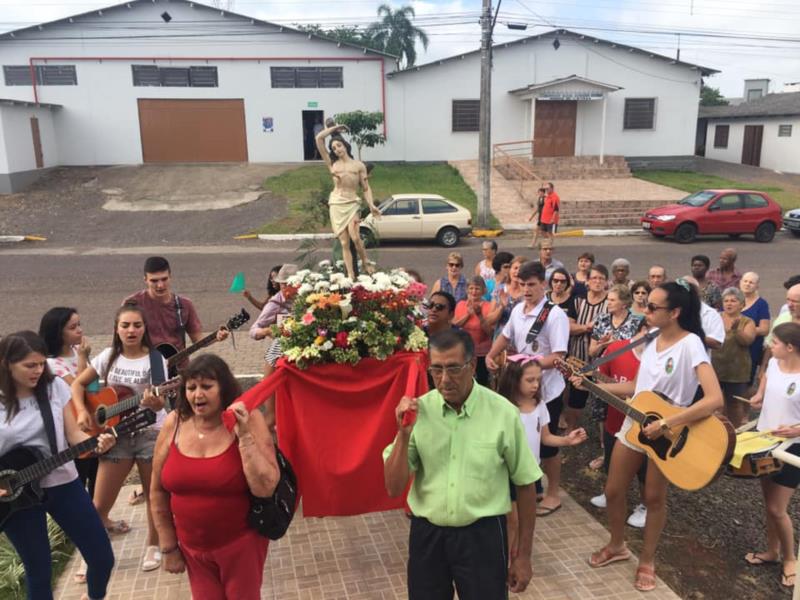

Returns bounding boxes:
[156,308,250,376]
[555,358,735,491]
[78,377,182,437]
[0,410,155,530]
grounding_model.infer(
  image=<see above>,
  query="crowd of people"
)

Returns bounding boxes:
[1,243,800,599]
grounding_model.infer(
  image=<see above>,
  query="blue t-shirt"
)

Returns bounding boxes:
[742,297,770,379]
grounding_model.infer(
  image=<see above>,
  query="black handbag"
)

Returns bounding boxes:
[248,446,297,540]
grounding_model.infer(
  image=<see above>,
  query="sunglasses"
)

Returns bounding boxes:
[428,302,448,311]
[646,303,669,312]
[551,278,568,284]
[447,263,462,268]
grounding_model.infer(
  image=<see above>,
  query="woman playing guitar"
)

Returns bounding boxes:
[71,304,167,573]
[571,280,723,592]
[0,331,116,600]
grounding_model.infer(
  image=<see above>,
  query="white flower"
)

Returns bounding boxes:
[314,281,331,291]
[298,283,313,295]
[321,340,334,351]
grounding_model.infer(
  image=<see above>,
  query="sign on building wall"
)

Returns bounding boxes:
[262,117,274,132]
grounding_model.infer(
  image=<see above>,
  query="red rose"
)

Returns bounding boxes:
[335,331,349,348]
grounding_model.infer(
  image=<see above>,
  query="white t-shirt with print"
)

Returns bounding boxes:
[47,348,80,379]
[757,358,800,443]
[634,333,709,408]
[519,401,550,464]
[91,348,168,428]
[0,378,78,488]
[502,297,570,402]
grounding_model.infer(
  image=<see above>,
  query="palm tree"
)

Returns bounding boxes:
[367,4,430,69]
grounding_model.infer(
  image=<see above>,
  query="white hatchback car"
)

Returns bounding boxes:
[360,194,472,247]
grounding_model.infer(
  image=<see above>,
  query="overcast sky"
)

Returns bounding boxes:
[0,0,798,96]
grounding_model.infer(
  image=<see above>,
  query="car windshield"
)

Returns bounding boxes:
[678,191,716,207]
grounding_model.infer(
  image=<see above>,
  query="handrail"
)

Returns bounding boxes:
[492,139,541,205]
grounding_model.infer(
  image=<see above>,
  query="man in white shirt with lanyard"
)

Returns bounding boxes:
[487,260,570,516]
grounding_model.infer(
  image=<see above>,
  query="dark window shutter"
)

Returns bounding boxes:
[713,125,729,148]
[319,67,343,88]
[160,67,190,87]
[132,65,160,87]
[271,67,296,88]
[38,65,77,85]
[452,100,480,132]
[623,98,655,130]
[296,67,319,88]
[3,65,36,85]
[189,66,218,87]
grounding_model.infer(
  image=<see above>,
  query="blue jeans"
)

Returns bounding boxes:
[4,478,114,600]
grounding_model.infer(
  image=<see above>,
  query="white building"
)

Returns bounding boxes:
[0,0,716,192]
[701,92,800,174]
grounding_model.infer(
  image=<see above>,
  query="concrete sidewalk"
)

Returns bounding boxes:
[53,486,680,600]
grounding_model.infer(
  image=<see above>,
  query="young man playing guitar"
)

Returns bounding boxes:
[123,256,229,358]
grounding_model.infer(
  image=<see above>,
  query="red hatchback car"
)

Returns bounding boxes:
[641,189,783,243]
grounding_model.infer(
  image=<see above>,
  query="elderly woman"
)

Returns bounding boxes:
[151,355,280,600]
[740,271,771,384]
[453,276,498,386]
[610,258,635,290]
[474,240,498,282]
[430,252,468,302]
[712,287,757,427]
[589,285,645,358]
[630,280,651,316]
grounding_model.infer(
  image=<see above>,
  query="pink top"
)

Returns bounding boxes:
[454,300,493,356]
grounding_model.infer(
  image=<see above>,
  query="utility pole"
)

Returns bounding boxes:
[477,0,492,228]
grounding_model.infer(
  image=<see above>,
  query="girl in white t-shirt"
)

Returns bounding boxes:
[72,304,167,573]
[746,322,800,588]
[498,355,587,556]
[571,280,723,593]
[0,331,116,600]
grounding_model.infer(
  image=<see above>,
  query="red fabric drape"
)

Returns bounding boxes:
[223,351,428,516]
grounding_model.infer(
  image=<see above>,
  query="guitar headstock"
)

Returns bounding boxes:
[112,410,157,437]
[225,308,251,331]
[155,376,183,397]
[553,358,576,378]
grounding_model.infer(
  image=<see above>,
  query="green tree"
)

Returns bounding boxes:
[700,84,729,106]
[295,24,381,51]
[367,4,429,68]
[333,110,386,160]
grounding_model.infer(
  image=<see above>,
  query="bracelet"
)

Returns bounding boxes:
[658,419,670,432]
[160,545,180,555]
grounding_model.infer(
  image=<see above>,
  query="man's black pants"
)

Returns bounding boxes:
[408,515,508,600]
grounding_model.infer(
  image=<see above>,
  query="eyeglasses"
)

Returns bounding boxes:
[551,278,568,284]
[428,302,447,311]
[447,263,462,268]
[646,303,670,312]
[428,362,471,377]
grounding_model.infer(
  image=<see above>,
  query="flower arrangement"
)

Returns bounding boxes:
[274,261,428,368]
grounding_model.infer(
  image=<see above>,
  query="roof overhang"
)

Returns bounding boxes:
[509,75,622,101]
[0,98,62,109]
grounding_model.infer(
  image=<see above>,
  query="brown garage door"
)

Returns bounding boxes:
[138,99,248,163]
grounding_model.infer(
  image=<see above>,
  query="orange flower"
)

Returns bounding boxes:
[315,293,342,309]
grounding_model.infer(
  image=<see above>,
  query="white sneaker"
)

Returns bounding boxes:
[627,504,647,528]
[590,493,607,508]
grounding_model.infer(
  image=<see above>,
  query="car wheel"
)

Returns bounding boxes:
[791,229,800,238]
[754,221,776,243]
[359,228,376,248]
[436,227,459,247]
[674,223,697,244]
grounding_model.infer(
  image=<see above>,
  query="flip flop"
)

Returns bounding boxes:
[782,569,796,588]
[73,559,87,584]
[536,504,562,517]
[589,456,605,470]
[744,551,780,566]
[634,565,657,592]
[588,545,631,568]
[105,519,130,535]
[128,488,145,506]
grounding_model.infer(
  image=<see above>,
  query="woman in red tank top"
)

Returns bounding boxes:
[150,355,280,600]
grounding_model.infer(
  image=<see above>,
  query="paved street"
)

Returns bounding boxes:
[0,233,795,336]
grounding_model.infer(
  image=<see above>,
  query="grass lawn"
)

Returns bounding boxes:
[256,162,497,233]
[633,170,799,210]
[1,523,73,599]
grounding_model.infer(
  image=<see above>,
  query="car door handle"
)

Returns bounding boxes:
[412,216,421,219]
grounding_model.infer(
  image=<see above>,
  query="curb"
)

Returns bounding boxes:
[251,228,645,241]
[0,234,47,243]
[256,233,334,241]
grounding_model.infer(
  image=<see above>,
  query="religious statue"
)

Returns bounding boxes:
[315,118,380,280]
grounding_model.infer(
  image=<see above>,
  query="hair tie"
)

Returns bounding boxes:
[507,353,543,366]
[675,277,691,292]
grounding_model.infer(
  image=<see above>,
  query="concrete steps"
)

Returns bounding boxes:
[499,156,632,181]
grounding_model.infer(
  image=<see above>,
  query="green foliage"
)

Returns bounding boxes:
[333,111,386,160]
[700,84,729,106]
[0,517,73,599]
[367,4,430,68]
[294,24,382,51]
[633,170,798,210]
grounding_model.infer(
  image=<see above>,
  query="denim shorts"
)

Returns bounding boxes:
[101,427,159,463]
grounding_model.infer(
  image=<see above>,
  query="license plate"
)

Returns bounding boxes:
[642,222,651,229]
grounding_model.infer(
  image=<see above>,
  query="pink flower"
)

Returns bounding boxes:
[335,331,349,348]
[302,312,316,325]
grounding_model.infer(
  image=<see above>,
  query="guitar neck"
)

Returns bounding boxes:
[103,385,158,421]
[167,332,216,367]
[576,377,648,425]
[15,438,98,487]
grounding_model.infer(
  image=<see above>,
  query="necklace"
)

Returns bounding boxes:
[193,419,222,439]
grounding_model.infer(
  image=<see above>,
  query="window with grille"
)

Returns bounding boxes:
[623,98,655,130]
[779,124,793,137]
[131,65,218,87]
[269,66,343,88]
[452,100,480,132]
[713,124,730,148]
[3,64,77,86]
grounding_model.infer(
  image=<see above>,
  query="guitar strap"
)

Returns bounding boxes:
[33,392,59,457]
[149,350,166,385]
[524,300,554,352]
[578,328,660,374]
[173,294,186,348]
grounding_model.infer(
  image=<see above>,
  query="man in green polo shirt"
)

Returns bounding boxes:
[383,329,542,599]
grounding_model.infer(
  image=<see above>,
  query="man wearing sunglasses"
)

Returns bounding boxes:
[486,261,570,517]
[384,329,541,598]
